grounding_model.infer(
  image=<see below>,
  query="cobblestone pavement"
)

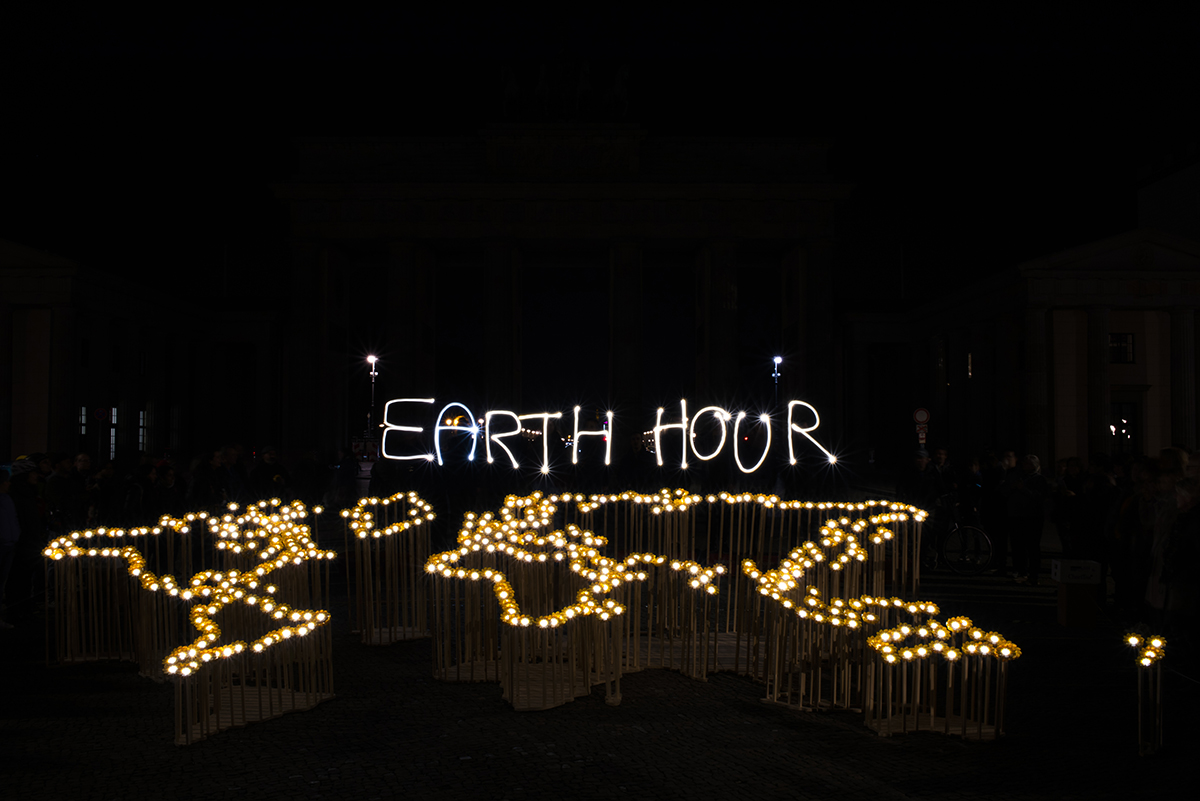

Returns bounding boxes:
[1,583,1195,801]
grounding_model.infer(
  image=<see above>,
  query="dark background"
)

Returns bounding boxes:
[3,10,1196,299]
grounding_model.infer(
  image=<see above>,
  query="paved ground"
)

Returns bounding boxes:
[2,555,1196,800]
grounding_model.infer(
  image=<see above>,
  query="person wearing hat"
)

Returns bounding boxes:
[897,448,935,507]
[250,445,292,501]
[5,458,44,618]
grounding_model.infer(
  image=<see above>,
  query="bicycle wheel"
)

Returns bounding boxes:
[943,526,993,575]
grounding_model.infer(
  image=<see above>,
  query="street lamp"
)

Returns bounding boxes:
[772,356,782,407]
[366,355,379,434]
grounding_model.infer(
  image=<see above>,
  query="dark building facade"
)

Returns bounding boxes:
[0,239,281,464]
[9,130,1200,493]
[848,229,1200,468]
[270,126,853,480]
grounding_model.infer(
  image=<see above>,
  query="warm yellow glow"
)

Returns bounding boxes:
[1126,632,1166,667]
[42,500,336,678]
[425,490,724,628]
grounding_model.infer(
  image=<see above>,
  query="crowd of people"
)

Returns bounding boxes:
[899,445,1200,639]
[4,437,1198,643]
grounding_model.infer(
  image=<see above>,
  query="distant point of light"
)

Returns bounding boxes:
[541,465,550,474]
[367,355,378,364]
[774,356,782,365]
[828,455,838,464]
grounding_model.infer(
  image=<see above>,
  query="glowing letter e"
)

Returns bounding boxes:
[787,400,837,465]
[381,398,435,461]
[654,400,689,469]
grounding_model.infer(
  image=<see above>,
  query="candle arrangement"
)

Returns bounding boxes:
[43,498,336,744]
[414,489,1018,736]
[340,491,435,644]
[1126,633,1166,754]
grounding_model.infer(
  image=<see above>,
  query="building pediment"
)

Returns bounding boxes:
[1018,229,1200,275]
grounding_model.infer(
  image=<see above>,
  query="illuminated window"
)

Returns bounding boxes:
[79,406,87,435]
[138,410,146,452]
[1110,333,1135,364]
[109,407,118,460]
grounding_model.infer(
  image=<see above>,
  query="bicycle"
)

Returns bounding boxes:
[942,517,993,575]
[925,493,994,575]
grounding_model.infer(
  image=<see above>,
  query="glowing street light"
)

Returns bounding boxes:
[367,355,379,433]
[772,356,782,406]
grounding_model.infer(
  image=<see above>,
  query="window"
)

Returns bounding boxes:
[79,406,87,435]
[1110,333,1135,364]
[109,407,118,460]
[138,410,146,452]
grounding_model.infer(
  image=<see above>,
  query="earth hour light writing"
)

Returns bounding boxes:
[380,399,836,473]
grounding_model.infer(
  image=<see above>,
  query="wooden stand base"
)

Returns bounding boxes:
[177,685,335,745]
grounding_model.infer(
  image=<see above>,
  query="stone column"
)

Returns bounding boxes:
[282,240,325,453]
[1086,306,1111,458]
[0,301,11,459]
[48,304,76,455]
[694,240,739,398]
[1024,307,1050,462]
[608,242,643,473]
[386,242,438,398]
[483,242,521,408]
[1171,307,1197,450]
[608,242,643,411]
[779,246,806,400]
[803,238,836,420]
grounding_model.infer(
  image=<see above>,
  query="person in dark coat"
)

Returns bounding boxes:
[1006,454,1049,585]
[0,466,21,628]
[250,446,292,501]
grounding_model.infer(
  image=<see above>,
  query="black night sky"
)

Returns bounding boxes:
[3,11,1196,302]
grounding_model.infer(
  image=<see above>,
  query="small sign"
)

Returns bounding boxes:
[913,408,930,425]
[915,424,928,434]
[918,432,927,444]
[94,408,110,421]
[1051,559,1101,584]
